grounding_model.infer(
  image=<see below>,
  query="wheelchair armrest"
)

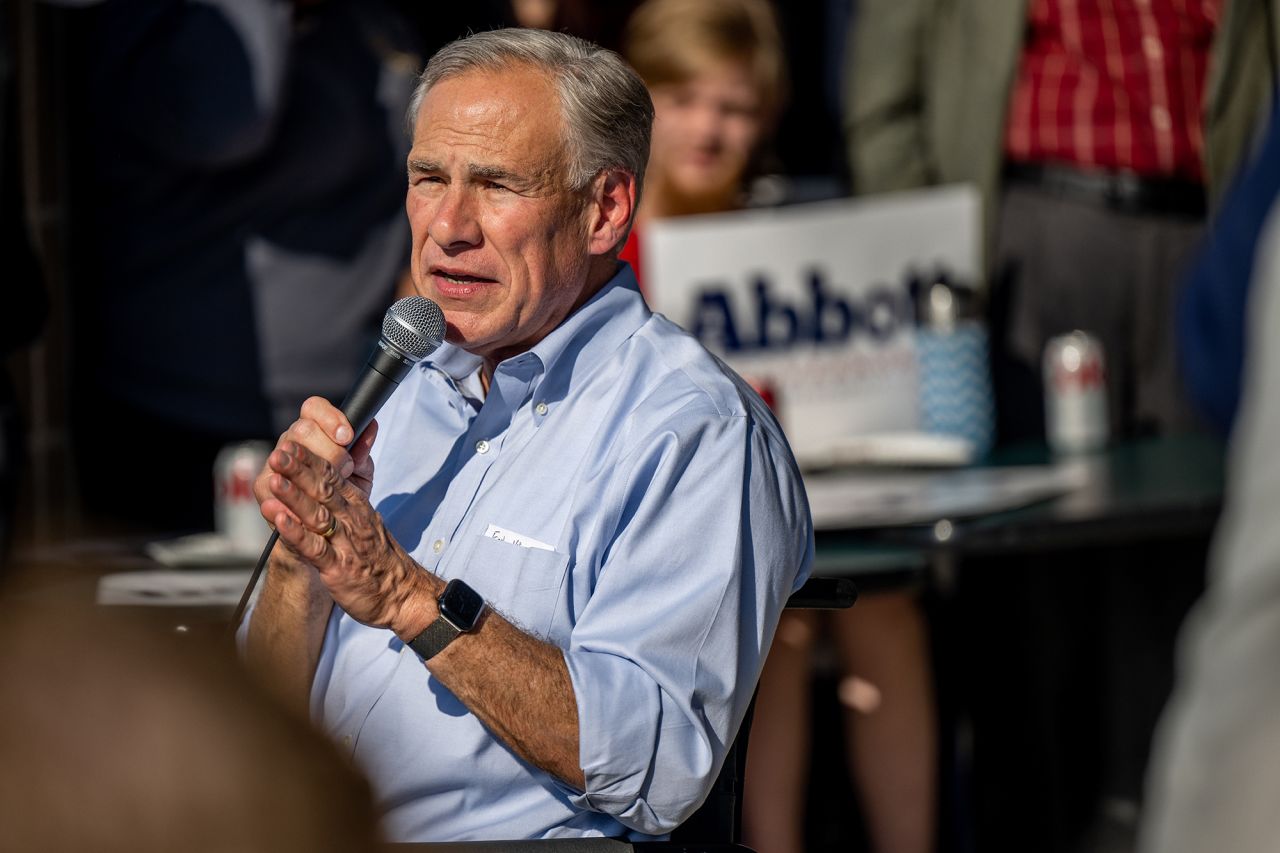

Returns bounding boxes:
[784,576,857,610]
[386,842,753,852]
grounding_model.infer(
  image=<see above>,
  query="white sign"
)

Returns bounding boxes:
[644,184,981,460]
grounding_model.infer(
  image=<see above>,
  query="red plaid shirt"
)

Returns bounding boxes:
[1004,0,1222,182]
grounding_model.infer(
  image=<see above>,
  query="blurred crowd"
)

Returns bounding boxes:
[3,0,1280,852]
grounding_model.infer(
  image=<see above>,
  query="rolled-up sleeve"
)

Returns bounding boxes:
[560,404,813,835]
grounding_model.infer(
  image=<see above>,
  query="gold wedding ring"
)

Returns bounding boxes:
[320,516,338,539]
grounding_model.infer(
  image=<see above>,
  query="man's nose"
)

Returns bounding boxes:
[428,187,482,249]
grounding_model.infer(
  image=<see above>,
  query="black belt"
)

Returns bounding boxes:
[1004,162,1206,218]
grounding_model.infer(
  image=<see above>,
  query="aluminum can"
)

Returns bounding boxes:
[214,441,272,556]
[1043,331,1109,453]
[747,376,779,414]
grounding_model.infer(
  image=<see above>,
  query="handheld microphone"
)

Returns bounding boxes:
[340,296,447,445]
[231,296,446,629]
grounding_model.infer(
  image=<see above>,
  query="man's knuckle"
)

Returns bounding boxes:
[339,550,363,574]
[301,396,329,417]
[318,475,338,502]
[301,536,327,561]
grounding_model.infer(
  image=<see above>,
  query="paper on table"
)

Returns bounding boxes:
[144,532,261,568]
[796,431,976,470]
[804,463,1089,530]
[97,570,252,607]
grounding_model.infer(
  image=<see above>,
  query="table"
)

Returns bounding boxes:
[811,433,1223,554]
[803,433,1225,853]
[2,536,240,639]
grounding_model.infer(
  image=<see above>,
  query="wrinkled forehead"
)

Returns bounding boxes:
[424,63,562,123]
[416,66,566,147]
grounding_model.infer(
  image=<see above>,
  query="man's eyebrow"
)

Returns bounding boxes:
[407,158,526,184]
[469,164,523,184]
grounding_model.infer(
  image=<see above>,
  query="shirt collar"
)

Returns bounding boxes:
[421,263,650,399]
[427,339,485,383]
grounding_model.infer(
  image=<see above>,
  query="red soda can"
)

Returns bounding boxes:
[214,441,272,556]
[747,376,779,414]
[1043,331,1109,453]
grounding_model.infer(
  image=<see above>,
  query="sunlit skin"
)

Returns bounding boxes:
[641,59,766,219]
[405,67,620,372]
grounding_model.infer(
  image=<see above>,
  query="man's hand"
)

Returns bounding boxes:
[245,396,383,714]
[260,427,435,636]
[255,395,377,511]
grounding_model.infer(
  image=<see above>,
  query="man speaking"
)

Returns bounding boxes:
[242,28,812,842]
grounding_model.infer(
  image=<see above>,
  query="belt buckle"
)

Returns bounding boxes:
[1105,171,1142,209]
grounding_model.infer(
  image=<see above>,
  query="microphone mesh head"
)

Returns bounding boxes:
[383,296,446,361]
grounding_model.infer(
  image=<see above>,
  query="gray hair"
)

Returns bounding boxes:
[407,28,653,196]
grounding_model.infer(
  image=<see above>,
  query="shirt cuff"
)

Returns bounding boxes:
[560,648,711,836]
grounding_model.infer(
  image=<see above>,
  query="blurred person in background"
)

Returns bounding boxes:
[0,595,380,852]
[65,0,422,535]
[619,0,785,282]
[1139,99,1280,853]
[846,0,1277,444]
[1174,86,1280,441]
[1,11,47,566]
[511,0,643,52]
[846,2,1278,849]
[623,3,939,851]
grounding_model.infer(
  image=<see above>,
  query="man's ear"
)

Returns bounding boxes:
[585,168,637,257]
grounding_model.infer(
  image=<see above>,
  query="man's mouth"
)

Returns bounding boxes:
[437,270,493,284]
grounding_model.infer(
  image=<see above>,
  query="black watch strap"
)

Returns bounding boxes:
[408,617,462,661]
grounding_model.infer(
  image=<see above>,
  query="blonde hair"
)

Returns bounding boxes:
[622,0,787,124]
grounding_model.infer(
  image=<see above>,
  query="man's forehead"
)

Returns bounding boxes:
[418,66,559,128]
[411,68,566,172]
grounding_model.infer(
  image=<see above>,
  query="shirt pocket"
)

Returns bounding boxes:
[463,533,570,638]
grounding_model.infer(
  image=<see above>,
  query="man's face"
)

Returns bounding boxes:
[648,60,765,204]
[406,67,596,365]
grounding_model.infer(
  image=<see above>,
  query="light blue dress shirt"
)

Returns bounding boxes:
[303,265,813,841]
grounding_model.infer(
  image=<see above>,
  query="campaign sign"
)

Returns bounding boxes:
[644,184,981,459]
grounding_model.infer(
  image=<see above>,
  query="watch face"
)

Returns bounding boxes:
[439,579,486,631]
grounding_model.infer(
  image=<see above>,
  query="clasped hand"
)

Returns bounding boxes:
[253,396,429,634]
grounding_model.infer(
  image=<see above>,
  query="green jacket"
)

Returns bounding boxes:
[845,0,1280,249]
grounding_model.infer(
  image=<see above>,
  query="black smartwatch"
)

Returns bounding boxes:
[408,579,487,661]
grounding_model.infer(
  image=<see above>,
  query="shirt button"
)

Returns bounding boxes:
[475,439,490,454]
[1151,105,1172,131]
[432,539,444,554]
[535,401,549,416]
[342,735,352,748]
[1142,35,1162,60]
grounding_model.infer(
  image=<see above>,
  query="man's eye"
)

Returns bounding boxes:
[484,181,509,192]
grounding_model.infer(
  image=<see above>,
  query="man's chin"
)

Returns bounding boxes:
[442,324,499,359]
